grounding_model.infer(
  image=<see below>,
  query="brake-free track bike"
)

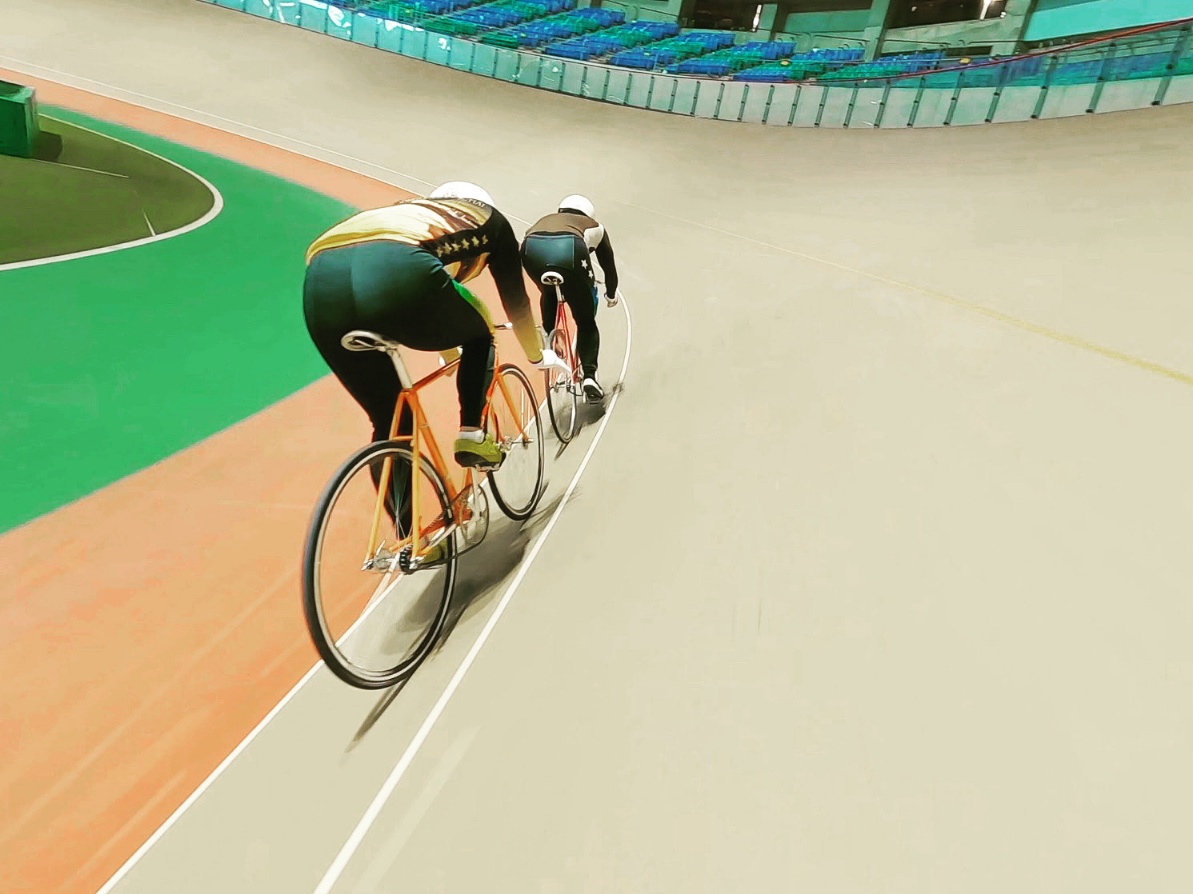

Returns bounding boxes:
[540,270,584,444]
[301,324,544,689]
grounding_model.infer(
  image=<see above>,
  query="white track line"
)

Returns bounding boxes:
[93,658,323,894]
[355,726,480,889]
[92,296,631,894]
[35,159,129,177]
[0,56,436,195]
[0,112,222,272]
[313,294,633,894]
[0,56,549,233]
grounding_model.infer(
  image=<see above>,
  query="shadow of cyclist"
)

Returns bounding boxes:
[349,492,565,747]
[549,382,623,460]
[436,489,564,645]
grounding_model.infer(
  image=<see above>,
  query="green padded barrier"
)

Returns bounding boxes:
[297,0,328,31]
[326,5,353,38]
[244,0,276,18]
[0,80,40,159]
[351,11,381,44]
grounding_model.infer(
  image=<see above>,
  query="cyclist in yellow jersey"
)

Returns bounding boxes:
[303,182,562,472]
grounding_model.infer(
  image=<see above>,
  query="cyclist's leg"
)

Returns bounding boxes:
[539,285,557,338]
[566,281,600,402]
[519,236,553,329]
[441,282,503,467]
[378,273,495,430]
[356,247,500,467]
[562,242,600,380]
[303,243,417,531]
[521,234,574,334]
[304,245,414,441]
[456,330,495,430]
[352,244,493,563]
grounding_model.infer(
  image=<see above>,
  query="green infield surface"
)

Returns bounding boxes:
[0,106,356,534]
[0,113,215,265]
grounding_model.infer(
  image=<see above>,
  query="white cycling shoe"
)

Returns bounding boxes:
[582,377,604,403]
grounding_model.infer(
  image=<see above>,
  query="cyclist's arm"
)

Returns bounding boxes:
[486,213,544,363]
[592,229,619,296]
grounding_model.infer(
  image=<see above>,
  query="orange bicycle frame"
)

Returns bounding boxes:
[365,346,533,564]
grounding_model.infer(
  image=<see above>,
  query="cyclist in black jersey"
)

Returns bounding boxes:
[303,181,563,471]
[520,195,623,403]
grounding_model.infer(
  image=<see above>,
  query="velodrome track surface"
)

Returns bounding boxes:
[5,0,1193,891]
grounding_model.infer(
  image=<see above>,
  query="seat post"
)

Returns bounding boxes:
[541,271,565,322]
[341,331,416,390]
[388,348,415,391]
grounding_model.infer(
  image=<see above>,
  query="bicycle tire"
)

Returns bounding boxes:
[302,440,456,689]
[545,322,580,444]
[487,363,546,520]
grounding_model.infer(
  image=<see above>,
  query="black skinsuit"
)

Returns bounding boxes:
[520,211,619,379]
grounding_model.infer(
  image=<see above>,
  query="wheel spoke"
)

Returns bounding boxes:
[302,443,456,689]
[488,364,546,520]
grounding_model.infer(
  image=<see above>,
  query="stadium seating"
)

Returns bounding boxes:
[608,31,734,70]
[479,7,623,49]
[334,1,1190,91]
[544,21,680,61]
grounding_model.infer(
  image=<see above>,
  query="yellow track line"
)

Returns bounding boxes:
[622,201,1193,389]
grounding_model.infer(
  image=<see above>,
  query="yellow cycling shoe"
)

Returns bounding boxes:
[454,433,504,470]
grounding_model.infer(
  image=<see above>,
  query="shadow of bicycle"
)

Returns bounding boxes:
[348,492,565,747]
[347,676,410,749]
[549,383,623,460]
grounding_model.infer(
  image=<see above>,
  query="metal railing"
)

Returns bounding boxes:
[198,1,1193,127]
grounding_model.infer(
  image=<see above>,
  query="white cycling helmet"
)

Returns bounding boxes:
[429,181,495,206]
[558,194,596,219]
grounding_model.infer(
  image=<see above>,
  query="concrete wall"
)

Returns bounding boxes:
[880,0,1033,54]
[1025,0,1193,42]
[776,9,868,47]
[593,1,869,45]
[781,8,870,34]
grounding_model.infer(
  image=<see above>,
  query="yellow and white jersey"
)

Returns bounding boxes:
[305,197,506,285]
[305,196,541,362]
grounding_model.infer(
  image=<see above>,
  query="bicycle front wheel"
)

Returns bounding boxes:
[302,441,456,689]
[487,363,545,520]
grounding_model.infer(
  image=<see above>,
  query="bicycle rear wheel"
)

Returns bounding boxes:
[302,441,456,689]
[546,321,580,444]
[487,363,545,520]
